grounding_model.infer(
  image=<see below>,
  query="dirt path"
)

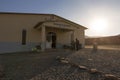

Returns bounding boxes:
[0,49,73,80]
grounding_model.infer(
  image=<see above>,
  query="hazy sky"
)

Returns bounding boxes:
[0,0,120,36]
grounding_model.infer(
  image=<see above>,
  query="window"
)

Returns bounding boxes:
[22,29,27,45]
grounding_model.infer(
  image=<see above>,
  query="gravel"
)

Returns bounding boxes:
[67,49,120,77]
[1,49,120,80]
[0,50,73,80]
[30,48,120,80]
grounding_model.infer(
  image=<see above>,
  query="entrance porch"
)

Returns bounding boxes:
[34,21,75,51]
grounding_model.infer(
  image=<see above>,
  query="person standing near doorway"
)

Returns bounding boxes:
[75,38,79,51]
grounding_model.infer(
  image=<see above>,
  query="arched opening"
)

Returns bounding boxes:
[46,32,56,48]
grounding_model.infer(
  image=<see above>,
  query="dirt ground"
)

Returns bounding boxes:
[0,47,120,80]
[68,48,120,77]
[0,49,73,80]
[85,45,120,50]
[30,48,120,80]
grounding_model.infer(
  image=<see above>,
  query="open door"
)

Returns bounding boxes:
[46,32,56,48]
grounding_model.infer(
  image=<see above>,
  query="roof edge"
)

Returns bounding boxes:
[53,14,88,29]
[0,12,88,29]
[0,12,54,16]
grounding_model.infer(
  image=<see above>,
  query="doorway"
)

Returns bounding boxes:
[46,32,56,48]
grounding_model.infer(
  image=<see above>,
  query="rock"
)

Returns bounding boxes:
[78,65,88,70]
[61,57,65,60]
[90,68,97,73]
[56,56,61,60]
[88,58,93,61]
[104,74,118,80]
[60,60,69,64]
[89,68,102,74]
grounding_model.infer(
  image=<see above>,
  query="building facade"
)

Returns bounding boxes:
[0,12,87,53]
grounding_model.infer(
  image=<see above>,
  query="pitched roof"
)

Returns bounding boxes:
[0,12,87,29]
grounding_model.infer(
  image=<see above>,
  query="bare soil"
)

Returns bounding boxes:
[68,48,120,77]
[0,49,73,80]
[1,48,120,80]
[31,48,120,80]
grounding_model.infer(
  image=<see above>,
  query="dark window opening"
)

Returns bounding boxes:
[22,29,27,45]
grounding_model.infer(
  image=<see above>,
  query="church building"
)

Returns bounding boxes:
[0,12,87,53]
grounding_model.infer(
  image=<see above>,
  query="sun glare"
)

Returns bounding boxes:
[90,18,108,36]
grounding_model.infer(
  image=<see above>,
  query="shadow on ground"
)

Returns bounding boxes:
[0,49,73,80]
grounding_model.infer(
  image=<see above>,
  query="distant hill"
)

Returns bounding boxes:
[85,35,120,45]
[117,34,120,36]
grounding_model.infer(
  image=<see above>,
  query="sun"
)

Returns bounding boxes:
[90,18,108,35]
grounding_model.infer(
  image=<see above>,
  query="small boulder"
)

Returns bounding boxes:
[88,58,93,61]
[56,56,61,60]
[89,68,102,74]
[104,74,118,80]
[60,60,69,64]
[90,68,97,73]
[78,65,88,70]
[61,57,65,60]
